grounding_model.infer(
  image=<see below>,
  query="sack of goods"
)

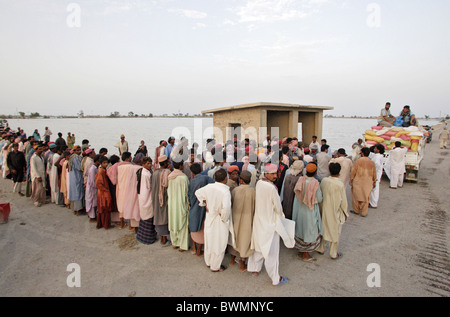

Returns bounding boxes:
[364,125,427,152]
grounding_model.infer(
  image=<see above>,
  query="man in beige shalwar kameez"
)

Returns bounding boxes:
[350,148,377,217]
[329,148,353,190]
[30,144,47,207]
[317,163,348,259]
[228,171,255,271]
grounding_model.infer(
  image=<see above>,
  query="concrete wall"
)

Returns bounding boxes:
[267,111,289,139]
[212,107,262,143]
[298,111,323,143]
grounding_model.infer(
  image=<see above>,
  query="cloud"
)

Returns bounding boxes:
[233,0,308,23]
[192,22,206,30]
[99,0,154,15]
[226,0,331,25]
[168,8,207,19]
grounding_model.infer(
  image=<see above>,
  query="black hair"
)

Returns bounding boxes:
[395,141,402,147]
[172,160,184,170]
[93,154,102,163]
[321,144,329,152]
[99,156,109,165]
[121,152,132,161]
[99,148,108,154]
[214,168,227,182]
[190,163,202,175]
[142,157,152,165]
[109,155,120,165]
[329,162,341,176]
[376,143,385,154]
[361,147,371,157]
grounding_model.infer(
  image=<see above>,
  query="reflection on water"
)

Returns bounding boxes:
[6,117,439,158]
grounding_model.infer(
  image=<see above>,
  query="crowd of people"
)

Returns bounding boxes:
[0,120,412,286]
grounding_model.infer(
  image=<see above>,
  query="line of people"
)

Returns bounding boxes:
[0,125,410,286]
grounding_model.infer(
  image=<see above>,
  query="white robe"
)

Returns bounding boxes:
[248,179,295,285]
[384,147,408,188]
[138,168,154,221]
[250,180,295,258]
[369,152,384,207]
[195,182,236,271]
[50,153,61,203]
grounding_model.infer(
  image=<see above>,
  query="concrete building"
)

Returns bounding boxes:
[202,102,333,144]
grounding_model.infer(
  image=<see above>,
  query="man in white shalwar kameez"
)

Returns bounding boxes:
[248,164,295,285]
[385,141,408,189]
[369,144,385,208]
[195,168,236,272]
[50,146,62,204]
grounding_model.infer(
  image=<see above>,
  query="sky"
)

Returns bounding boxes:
[0,0,449,118]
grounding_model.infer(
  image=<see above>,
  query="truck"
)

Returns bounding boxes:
[363,125,429,183]
[382,134,426,182]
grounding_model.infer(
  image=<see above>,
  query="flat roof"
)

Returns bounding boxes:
[202,102,334,114]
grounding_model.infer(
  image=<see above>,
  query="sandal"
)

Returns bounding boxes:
[331,252,343,260]
[278,276,289,285]
[299,254,317,263]
[349,210,359,215]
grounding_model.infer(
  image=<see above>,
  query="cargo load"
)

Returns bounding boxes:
[362,125,429,182]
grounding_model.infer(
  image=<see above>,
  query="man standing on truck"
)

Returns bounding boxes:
[377,102,396,127]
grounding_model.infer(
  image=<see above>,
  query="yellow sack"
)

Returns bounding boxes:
[365,130,378,136]
[365,134,384,143]
[410,136,421,140]
[411,143,418,151]
[395,131,410,138]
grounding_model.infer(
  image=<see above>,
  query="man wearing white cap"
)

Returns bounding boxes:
[247,163,295,285]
